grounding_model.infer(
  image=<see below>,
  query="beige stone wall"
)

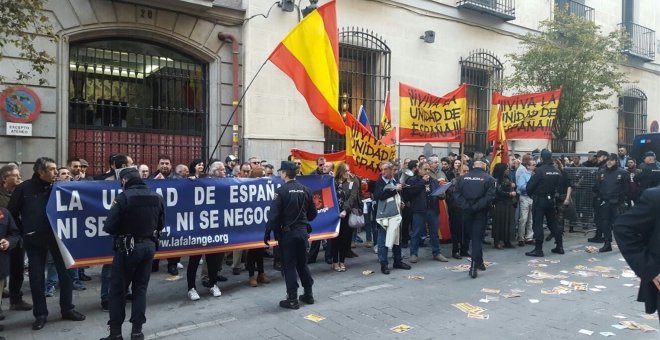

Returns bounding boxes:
[0,0,243,172]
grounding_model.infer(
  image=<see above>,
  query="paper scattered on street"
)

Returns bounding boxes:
[485,295,500,302]
[585,246,599,253]
[619,320,658,332]
[467,313,489,320]
[612,315,627,319]
[390,324,412,333]
[594,285,606,289]
[623,283,634,287]
[542,286,572,295]
[446,264,471,272]
[621,269,636,278]
[526,279,543,284]
[304,314,326,322]
[560,280,588,291]
[481,288,500,294]
[500,291,521,298]
[602,274,620,279]
[599,332,616,337]
[362,270,374,276]
[165,275,181,281]
[453,303,487,315]
[529,299,540,303]
[588,288,601,292]
[611,324,627,330]
[528,271,568,280]
[578,329,594,335]
[587,257,600,262]
[479,299,490,303]
[408,275,424,280]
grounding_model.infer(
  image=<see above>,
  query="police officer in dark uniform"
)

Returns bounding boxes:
[613,182,660,323]
[635,151,660,192]
[453,161,495,279]
[101,168,165,340]
[526,149,564,257]
[592,153,628,253]
[264,161,318,309]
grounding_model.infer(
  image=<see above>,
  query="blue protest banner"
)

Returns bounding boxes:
[46,175,340,267]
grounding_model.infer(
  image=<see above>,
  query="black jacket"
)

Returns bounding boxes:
[453,168,495,213]
[527,161,563,197]
[593,165,627,204]
[614,186,660,316]
[635,162,660,192]
[7,174,53,244]
[404,175,440,213]
[0,208,20,277]
[373,176,399,204]
[266,180,317,235]
[104,179,165,238]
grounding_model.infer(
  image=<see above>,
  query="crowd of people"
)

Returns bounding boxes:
[0,145,658,338]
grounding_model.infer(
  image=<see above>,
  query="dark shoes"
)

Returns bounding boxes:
[460,251,471,258]
[587,236,604,243]
[469,264,478,279]
[518,241,525,247]
[32,316,47,330]
[167,264,178,276]
[232,268,241,275]
[101,300,110,312]
[279,296,300,310]
[299,289,314,304]
[79,272,92,281]
[380,265,390,275]
[10,300,32,311]
[545,234,554,242]
[477,263,487,271]
[62,309,86,321]
[599,243,612,253]
[452,252,462,260]
[100,326,123,340]
[393,262,411,270]
[551,247,565,255]
[525,249,544,257]
[130,332,144,340]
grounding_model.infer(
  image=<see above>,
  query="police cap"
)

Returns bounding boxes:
[278,161,297,171]
[118,167,140,181]
[644,151,656,158]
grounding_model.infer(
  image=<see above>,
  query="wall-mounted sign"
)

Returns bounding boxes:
[650,120,659,133]
[6,122,32,136]
[0,86,42,123]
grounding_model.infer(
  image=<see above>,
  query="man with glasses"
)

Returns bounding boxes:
[374,161,411,275]
[308,157,326,175]
[292,159,303,176]
[405,161,447,263]
[0,164,32,315]
[248,157,262,170]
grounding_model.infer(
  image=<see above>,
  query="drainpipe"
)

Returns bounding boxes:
[217,32,240,159]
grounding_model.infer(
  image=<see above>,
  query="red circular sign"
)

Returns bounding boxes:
[650,120,659,133]
[0,86,42,123]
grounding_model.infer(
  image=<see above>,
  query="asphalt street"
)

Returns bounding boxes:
[2,231,658,339]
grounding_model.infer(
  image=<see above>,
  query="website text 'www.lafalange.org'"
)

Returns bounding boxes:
[159,234,229,248]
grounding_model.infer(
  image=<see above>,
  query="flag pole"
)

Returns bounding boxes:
[207,59,269,168]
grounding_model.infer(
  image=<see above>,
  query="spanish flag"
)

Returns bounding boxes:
[379,91,396,145]
[490,96,509,173]
[290,148,346,175]
[268,0,345,135]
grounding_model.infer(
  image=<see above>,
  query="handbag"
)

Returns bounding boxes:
[348,208,365,229]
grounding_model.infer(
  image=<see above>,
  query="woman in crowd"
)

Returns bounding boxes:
[188,159,206,179]
[331,163,359,272]
[446,159,462,182]
[245,168,271,286]
[491,163,517,249]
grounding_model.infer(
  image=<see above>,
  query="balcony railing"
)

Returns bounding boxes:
[456,0,515,21]
[555,0,594,22]
[620,22,656,61]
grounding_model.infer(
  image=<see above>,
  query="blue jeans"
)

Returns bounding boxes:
[410,211,440,257]
[377,224,402,265]
[101,264,112,302]
[46,252,58,289]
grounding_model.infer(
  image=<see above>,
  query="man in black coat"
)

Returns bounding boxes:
[613,185,660,323]
[0,206,21,337]
[7,157,86,330]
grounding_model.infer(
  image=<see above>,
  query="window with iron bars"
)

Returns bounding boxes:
[459,49,503,154]
[324,28,391,153]
[68,39,208,174]
[618,87,647,150]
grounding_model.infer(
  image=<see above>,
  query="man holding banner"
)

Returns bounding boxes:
[101,167,165,340]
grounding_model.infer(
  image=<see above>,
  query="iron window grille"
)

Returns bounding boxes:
[68,39,208,174]
[619,22,656,61]
[618,87,647,150]
[459,49,503,154]
[555,0,594,22]
[324,28,391,153]
[456,0,516,21]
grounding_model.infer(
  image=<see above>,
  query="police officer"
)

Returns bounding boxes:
[264,161,318,309]
[526,149,565,257]
[101,168,165,340]
[613,181,660,323]
[635,151,660,192]
[592,153,628,253]
[453,161,495,278]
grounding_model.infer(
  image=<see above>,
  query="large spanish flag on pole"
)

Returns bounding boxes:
[268,0,345,135]
[290,148,346,175]
[399,83,467,143]
[490,100,509,174]
[487,88,562,141]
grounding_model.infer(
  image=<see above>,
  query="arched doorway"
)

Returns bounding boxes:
[68,39,208,174]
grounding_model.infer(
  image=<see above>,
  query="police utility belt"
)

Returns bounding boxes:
[114,234,155,254]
